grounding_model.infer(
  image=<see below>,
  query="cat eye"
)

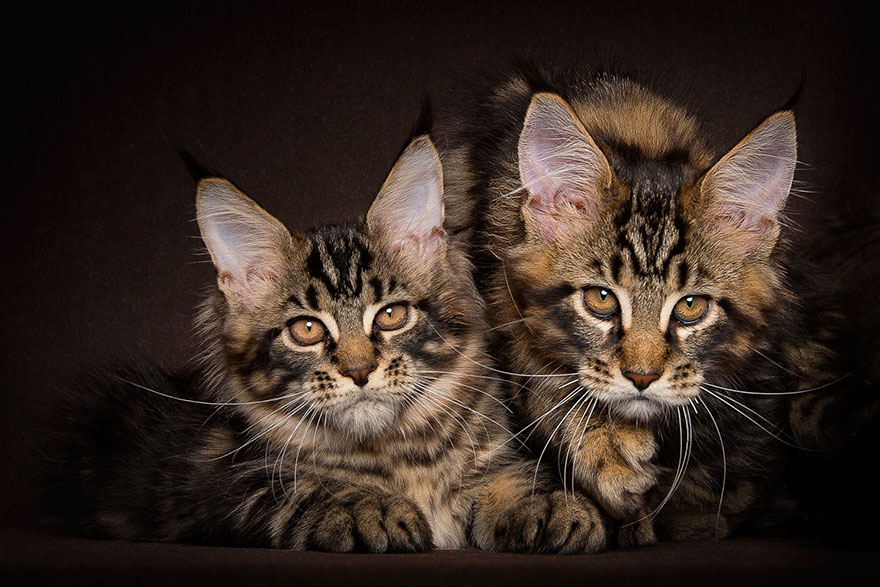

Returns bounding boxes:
[288,317,327,345]
[672,295,710,325]
[374,303,410,331]
[584,287,620,318]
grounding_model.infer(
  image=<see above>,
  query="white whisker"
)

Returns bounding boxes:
[698,396,727,539]
[533,386,585,495]
[703,367,859,396]
[422,319,579,379]
[700,387,805,450]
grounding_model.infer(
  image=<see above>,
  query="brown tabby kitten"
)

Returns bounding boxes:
[44,131,606,553]
[445,68,865,543]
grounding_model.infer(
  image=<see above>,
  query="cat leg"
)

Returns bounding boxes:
[214,464,431,553]
[469,461,607,554]
[571,418,659,521]
[648,469,757,541]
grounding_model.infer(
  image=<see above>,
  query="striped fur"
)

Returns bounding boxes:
[445,67,876,543]
[43,133,606,553]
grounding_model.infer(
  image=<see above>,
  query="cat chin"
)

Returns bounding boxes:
[609,398,666,422]
[330,396,399,440]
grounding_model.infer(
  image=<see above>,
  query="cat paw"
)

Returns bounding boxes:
[615,512,657,548]
[489,490,607,554]
[592,460,658,519]
[301,493,432,553]
[575,422,658,519]
[655,511,732,541]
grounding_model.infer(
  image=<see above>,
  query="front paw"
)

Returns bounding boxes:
[576,422,658,519]
[615,510,658,548]
[490,491,607,554]
[299,493,432,553]
[654,511,732,541]
[593,460,658,518]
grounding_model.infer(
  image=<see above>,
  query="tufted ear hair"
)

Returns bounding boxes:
[367,135,446,272]
[196,178,294,306]
[518,92,613,241]
[701,111,797,254]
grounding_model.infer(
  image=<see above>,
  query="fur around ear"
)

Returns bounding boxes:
[518,92,612,241]
[196,178,294,306]
[700,111,797,252]
[367,135,446,272]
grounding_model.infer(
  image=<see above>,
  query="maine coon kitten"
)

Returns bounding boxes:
[444,68,869,543]
[43,132,607,553]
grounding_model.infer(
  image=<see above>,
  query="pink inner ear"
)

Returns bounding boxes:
[712,197,784,239]
[525,194,557,241]
[525,188,591,240]
[714,210,776,234]
[217,260,282,306]
[566,192,590,215]
[368,135,446,272]
[518,94,610,241]
[708,168,791,236]
[704,112,796,241]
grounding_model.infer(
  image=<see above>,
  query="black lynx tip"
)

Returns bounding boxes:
[410,98,434,141]
[178,149,221,184]
[509,58,559,95]
[779,69,806,112]
[396,98,434,159]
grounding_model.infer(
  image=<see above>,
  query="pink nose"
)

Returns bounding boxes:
[342,365,376,387]
[623,371,660,391]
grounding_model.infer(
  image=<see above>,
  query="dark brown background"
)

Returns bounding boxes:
[1,1,877,579]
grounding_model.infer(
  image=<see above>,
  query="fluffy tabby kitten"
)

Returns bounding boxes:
[444,68,869,543]
[43,131,606,553]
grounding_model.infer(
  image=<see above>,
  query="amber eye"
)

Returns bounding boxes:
[288,317,327,345]
[584,287,620,318]
[672,295,710,325]
[374,303,410,331]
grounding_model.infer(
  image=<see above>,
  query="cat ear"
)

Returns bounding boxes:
[367,135,446,271]
[701,111,797,252]
[196,178,294,306]
[518,92,612,241]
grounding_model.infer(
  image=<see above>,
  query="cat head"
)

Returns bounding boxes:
[509,91,797,421]
[196,136,482,441]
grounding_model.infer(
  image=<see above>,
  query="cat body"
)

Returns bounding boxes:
[445,67,851,542]
[45,133,606,553]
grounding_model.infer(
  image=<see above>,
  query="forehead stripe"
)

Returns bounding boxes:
[675,259,690,290]
[619,183,683,278]
[307,242,338,296]
[326,234,370,297]
[369,277,384,302]
[355,237,373,272]
[305,284,320,310]
[306,235,373,299]
[609,253,623,283]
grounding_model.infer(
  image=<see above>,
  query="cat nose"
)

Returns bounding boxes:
[342,364,377,387]
[623,371,660,391]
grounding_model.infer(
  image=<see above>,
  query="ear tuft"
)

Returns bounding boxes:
[367,136,446,270]
[196,178,293,305]
[518,93,612,241]
[701,111,797,248]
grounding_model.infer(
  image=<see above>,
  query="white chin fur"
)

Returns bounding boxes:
[331,397,398,440]
[612,398,664,421]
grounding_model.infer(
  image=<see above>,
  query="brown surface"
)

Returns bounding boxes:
[1,0,878,581]
[1,529,878,586]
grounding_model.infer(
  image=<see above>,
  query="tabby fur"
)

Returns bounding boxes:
[444,67,872,543]
[43,131,607,553]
